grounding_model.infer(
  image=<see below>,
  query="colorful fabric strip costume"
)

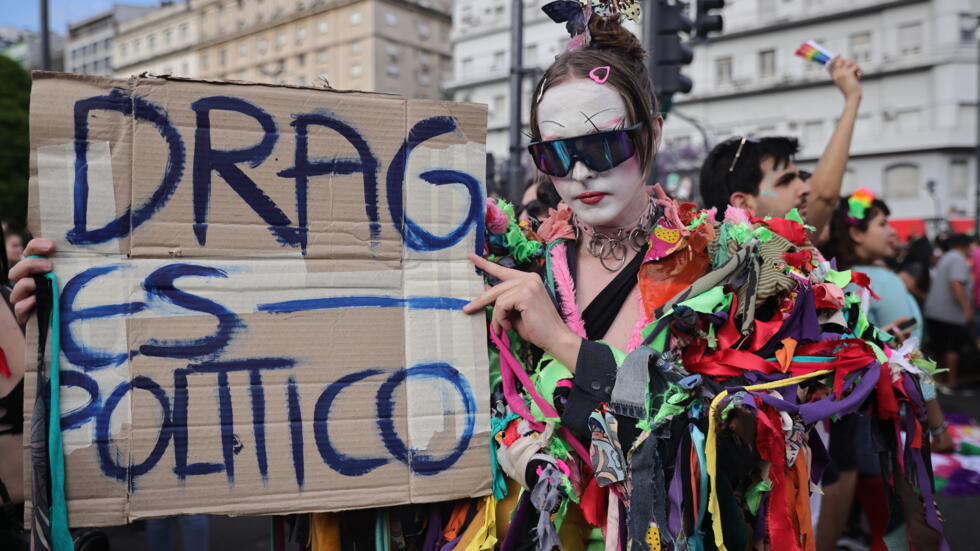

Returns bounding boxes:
[482,193,947,551]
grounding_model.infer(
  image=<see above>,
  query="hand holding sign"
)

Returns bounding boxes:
[8,238,55,326]
[464,254,581,371]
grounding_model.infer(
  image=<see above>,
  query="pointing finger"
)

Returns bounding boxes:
[469,253,525,281]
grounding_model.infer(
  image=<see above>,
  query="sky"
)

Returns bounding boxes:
[3,0,160,35]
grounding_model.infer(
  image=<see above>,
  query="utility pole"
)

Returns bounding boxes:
[974,15,980,235]
[507,0,525,204]
[40,0,51,70]
[643,0,661,187]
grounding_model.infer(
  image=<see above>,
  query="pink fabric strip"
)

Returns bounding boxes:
[491,329,559,431]
[550,242,588,338]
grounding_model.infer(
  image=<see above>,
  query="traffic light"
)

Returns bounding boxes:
[694,0,725,38]
[652,2,694,98]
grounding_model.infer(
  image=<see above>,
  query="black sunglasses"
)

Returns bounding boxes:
[528,123,642,177]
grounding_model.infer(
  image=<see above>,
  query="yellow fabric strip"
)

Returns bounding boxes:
[705,369,832,551]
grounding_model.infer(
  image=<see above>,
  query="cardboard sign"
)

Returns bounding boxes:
[26,72,490,526]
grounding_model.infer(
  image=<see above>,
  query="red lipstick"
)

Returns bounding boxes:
[577,192,606,205]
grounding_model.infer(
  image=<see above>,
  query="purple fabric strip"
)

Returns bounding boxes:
[668,441,685,539]
[421,505,443,551]
[900,371,926,415]
[753,493,768,542]
[808,426,830,485]
[499,491,531,551]
[910,433,949,551]
[439,537,461,551]
[758,285,822,355]
[726,363,878,425]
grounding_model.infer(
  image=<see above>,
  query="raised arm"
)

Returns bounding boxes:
[807,57,863,242]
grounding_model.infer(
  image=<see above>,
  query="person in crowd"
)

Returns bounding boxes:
[924,233,976,390]
[0,222,26,549]
[899,236,934,303]
[820,190,952,551]
[698,56,863,241]
[2,222,23,272]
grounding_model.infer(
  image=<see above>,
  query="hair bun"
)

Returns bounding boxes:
[587,16,646,62]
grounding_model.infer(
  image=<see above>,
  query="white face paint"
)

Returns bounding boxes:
[536,78,653,228]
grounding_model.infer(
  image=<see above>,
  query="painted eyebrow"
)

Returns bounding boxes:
[540,120,565,128]
[581,108,621,132]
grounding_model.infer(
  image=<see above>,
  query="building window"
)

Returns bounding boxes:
[419,71,430,85]
[841,170,858,195]
[180,23,189,41]
[758,49,776,79]
[951,160,969,199]
[317,48,328,63]
[898,22,922,56]
[297,26,307,43]
[715,56,732,85]
[298,75,307,86]
[493,50,505,70]
[103,38,111,51]
[387,64,399,77]
[525,43,538,65]
[239,42,248,56]
[419,52,430,66]
[164,29,173,45]
[883,164,920,199]
[298,53,306,66]
[894,109,922,133]
[200,53,209,69]
[133,38,141,54]
[219,49,227,66]
[318,18,328,33]
[181,62,189,75]
[277,31,287,47]
[387,43,399,59]
[803,120,823,146]
[351,41,362,54]
[385,11,397,25]
[147,34,156,52]
[350,63,362,77]
[848,31,872,63]
[119,44,127,58]
[462,56,473,76]
[493,95,505,120]
[961,14,977,43]
[349,10,362,25]
[418,22,430,40]
[258,38,268,54]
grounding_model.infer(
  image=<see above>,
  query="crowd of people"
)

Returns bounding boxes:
[1,2,978,550]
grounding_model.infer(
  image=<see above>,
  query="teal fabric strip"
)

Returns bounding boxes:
[45,269,73,551]
[688,420,709,551]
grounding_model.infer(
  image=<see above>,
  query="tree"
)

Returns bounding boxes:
[0,55,30,229]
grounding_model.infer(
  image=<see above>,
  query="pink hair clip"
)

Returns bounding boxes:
[589,65,610,84]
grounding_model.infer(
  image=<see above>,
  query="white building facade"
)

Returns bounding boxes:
[67,4,155,76]
[446,0,570,166]
[666,0,980,224]
[113,1,202,78]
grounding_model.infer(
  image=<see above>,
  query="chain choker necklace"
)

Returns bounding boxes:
[574,199,659,272]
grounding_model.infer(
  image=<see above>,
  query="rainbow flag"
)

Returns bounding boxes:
[795,40,833,66]
[932,413,980,496]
